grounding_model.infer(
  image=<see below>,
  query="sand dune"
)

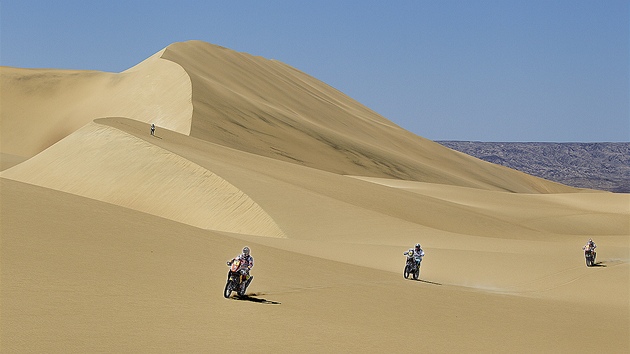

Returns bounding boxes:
[3,41,575,193]
[1,120,283,238]
[1,40,628,352]
[160,41,577,193]
[2,177,627,352]
[0,48,191,161]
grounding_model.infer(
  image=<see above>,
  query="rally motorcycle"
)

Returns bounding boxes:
[224,259,253,298]
[403,254,420,280]
[584,248,596,267]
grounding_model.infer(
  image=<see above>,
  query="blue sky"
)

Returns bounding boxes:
[1,0,628,142]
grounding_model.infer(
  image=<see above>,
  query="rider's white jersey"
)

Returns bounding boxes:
[404,249,424,259]
[235,254,254,271]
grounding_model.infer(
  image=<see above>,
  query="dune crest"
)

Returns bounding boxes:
[2,40,578,193]
[158,41,576,193]
[0,49,192,161]
[1,120,285,238]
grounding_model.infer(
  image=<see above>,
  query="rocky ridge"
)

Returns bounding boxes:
[437,142,630,193]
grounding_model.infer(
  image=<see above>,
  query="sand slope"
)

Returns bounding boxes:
[1,120,283,238]
[161,41,576,193]
[2,41,575,193]
[0,49,192,161]
[2,177,628,353]
[1,40,628,352]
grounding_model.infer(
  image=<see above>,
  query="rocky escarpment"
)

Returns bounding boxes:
[438,142,630,193]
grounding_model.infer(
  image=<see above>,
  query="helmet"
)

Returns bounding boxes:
[242,246,250,256]
[415,243,421,249]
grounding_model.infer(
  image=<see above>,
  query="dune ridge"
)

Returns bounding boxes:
[2,40,577,193]
[0,48,192,161]
[1,120,284,238]
[159,41,577,193]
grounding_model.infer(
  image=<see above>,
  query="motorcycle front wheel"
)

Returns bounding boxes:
[224,280,234,298]
[237,282,246,296]
[404,265,410,279]
[585,254,593,267]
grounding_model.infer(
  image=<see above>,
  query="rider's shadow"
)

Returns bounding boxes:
[591,262,607,267]
[234,293,281,304]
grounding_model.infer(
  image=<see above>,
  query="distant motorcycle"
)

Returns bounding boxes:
[224,259,252,298]
[584,248,596,267]
[403,254,420,280]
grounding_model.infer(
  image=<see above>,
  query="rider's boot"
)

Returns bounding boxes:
[245,275,253,289]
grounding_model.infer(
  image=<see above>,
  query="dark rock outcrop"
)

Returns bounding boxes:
[438,142,630,193]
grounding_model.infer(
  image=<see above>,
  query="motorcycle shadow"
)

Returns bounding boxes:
[590,262,607,267]
[411,279,442,286]
[233,293,281,305]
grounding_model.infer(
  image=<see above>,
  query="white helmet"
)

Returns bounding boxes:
[242,246,250,256]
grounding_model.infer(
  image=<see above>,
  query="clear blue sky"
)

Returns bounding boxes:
[2,0,628,142]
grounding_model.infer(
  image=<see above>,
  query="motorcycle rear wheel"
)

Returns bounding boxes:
[413,268,420,280]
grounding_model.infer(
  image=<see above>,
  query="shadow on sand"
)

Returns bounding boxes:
[233,293,281,304]
[410,278,442,286]
[589,262,607,268]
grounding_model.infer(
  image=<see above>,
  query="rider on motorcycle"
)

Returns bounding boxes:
[404,243,425,267]
[227,246,254,284]
[583,238,597,254]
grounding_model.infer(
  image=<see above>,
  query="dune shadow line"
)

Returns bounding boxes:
[234,293,281,304]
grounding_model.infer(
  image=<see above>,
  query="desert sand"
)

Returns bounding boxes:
[1,40,628,353]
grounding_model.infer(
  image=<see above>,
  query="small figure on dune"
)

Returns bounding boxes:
[150,123,155,136]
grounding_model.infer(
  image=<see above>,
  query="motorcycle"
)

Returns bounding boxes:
[404,254,420,280]
[224,259,253,298]
[584,248,596,267]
